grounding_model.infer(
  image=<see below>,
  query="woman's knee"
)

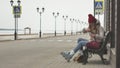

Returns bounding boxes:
[78,41,88,46]
[77,38,84,43]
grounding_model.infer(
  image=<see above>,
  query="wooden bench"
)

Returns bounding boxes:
[82,31,111,65]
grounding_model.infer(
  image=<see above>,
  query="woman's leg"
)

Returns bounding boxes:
[74,40,88,53]
[61,40,88,62]
[77,38,88,43]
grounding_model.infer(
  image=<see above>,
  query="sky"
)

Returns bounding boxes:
[0,0,104,34]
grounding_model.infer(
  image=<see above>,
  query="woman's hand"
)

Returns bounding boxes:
[90,33,96,38]
[89,33,96,40]
[83,28,90,33]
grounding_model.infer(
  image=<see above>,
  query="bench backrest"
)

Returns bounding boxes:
[99,31,111,50]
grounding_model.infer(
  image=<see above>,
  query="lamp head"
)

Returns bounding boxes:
[10,0,14,6]
[37,7,39,12]
[17,0,21,6]
[53,12,55,16]
[42,7,45,12]
[57,12,59,16]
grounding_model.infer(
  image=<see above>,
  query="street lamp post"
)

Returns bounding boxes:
[53,12,59,36]
[77,20,79,35]
[62,15,68,35]
[81,21,84,30]
[78,20,82,33]
[37,7,45,38]
[70,18,74,35]
[94,0,95,16]
[75,19,78,35]
[82,21,86,28]
[10,0,21,40]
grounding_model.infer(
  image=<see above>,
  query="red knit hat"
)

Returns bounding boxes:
[88,14,96,24]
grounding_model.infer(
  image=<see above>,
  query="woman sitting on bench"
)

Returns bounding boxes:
[60,14,105,62]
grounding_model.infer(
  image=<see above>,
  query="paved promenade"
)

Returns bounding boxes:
[0,33,66,41]
[0,33,111,68]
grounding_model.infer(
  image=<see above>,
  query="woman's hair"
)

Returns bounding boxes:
[89,20,100,34]
[87,14,101,34]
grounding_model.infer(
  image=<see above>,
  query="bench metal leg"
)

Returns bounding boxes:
[82,50,88,65]
[99,54,106,64]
